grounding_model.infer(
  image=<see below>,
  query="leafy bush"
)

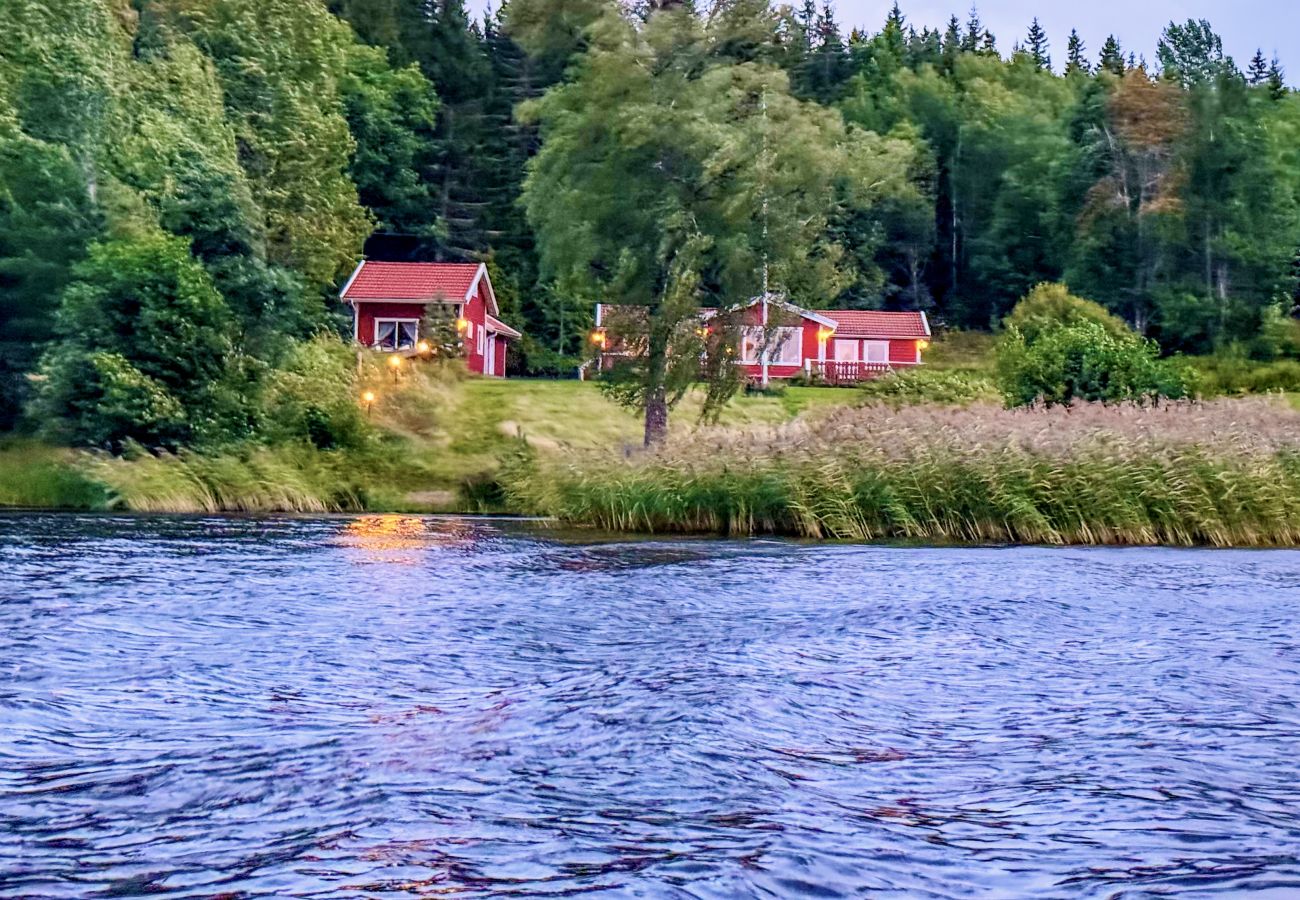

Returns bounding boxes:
[1004,283,1134,345]
[261,335,376,451]
[1190,353,1300,397]
[997,321,1192,408]
[858,368,997,407]
[997,285,1191,408]
[32,234,245,449]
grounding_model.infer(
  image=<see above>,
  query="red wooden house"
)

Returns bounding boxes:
[594,296,931,385]
[340,261,520,377]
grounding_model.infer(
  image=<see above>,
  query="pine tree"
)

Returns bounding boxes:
[980,29,997,57]
[1065,29,1088,76]
[1025,18,1050,71]
[1099,34,1125,75]
[1248,49,1269,84]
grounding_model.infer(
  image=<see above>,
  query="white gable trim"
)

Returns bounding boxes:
[705,295,838,329]
[339,260,366,300]
[920,311,932,336]
[466,263,499,316]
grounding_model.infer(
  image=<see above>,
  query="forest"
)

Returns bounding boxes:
[1,0,1298,448]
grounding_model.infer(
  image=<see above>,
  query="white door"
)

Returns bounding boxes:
[486,333,496,376]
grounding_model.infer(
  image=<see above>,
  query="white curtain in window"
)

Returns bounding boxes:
[398,322,418,349]
[864,341,890,363]
[376,321,397,349]
[834,339,858,362]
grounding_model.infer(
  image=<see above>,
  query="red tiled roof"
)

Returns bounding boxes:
[597,302,929,339]
[816,310,930,339]
[341,261,483,302]
[486,315,521,339]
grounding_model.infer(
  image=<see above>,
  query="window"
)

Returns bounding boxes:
[740,327,802,365]
[864,341,890,363]
[375,319,419,350]
[834,339,858,362]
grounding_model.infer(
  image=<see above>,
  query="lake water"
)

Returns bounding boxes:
[2,514,1299,898]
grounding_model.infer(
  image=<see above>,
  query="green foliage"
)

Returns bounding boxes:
[1190,353,1300,396]
[1004,283,1135,343]
[522,8,914,439]
[33,233,243,448]
[0,441,108,509]
[857,367,996,406]
[997,320,1192,408]
[261,335,377,451]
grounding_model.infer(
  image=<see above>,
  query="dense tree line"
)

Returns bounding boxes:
[1,0,1297,444]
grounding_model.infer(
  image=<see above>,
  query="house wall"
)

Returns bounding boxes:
[354,301,430,348]
[353,296,492,375]
[493,335,508,376]
[462,284,487,374]
[889,339,922,366]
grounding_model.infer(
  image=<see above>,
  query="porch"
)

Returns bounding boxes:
[806,359,894,385]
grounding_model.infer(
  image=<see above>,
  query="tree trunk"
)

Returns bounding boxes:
[644,384,668,447]
[643,327,670,447]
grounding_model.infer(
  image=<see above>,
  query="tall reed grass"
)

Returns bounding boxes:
[511,398,1300,547]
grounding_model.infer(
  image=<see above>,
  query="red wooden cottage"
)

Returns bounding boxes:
[594,296,931,385]
[340,261,520,377]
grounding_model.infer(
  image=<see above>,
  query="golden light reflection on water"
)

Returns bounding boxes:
[336,515,478,565]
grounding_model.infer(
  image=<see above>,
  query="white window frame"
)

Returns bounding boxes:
[864,340,890,364]
[740,326,801,365]
[374,318,420,350]
[834,339,858,362]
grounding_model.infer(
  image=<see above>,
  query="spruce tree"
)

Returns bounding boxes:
[1065,29,1088,76]
[961,6,982,53]
[941,15,962,72]
[980,29,997,57]
[796,2,850,103]
[1025,18,1050,71]
[1248,49,1269,84]
[1099,34,1125,75]
[1268,57,1287,100]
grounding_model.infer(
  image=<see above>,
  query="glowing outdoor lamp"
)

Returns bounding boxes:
[917,339,930,352]
[817,326,836,343]
[388,353,403,383]
[590,328,608,349]
[417,339,431,355]
[361,390,376,418]
[456,316,470,335]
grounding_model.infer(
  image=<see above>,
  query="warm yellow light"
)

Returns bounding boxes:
[388,354,402,368]
[456,317,470,333]
[417,340,431,354]
[362,391,376,404]
[917,339,930,351]
[818,327,836,342]
[590,329,607,348]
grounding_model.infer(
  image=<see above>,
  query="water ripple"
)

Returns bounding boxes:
[2,514,1299,897]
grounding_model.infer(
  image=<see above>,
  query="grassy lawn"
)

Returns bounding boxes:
[367,375,865,508]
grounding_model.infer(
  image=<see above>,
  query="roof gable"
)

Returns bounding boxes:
[341,261,496,313]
